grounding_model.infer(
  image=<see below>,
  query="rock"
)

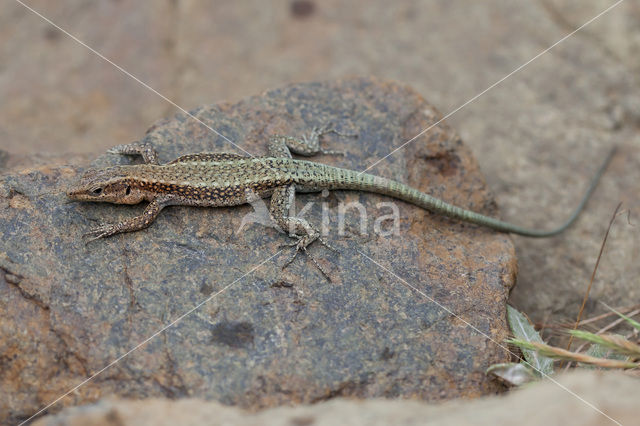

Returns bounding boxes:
[4,0,638,342]
[0,78,515,424]
[33,370,640,426]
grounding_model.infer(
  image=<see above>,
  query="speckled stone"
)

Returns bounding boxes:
[0,78,515,424]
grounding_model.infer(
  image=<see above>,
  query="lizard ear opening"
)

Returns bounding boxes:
[125,186,131,196]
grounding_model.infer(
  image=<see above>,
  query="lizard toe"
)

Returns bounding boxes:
[83,224,116,242]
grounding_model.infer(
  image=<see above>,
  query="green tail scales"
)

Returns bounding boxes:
[325,147,616,237]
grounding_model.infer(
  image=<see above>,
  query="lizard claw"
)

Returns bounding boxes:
[316,123,358,139]
[319,237,339,253]
[281,236,304,265]
[106,145,126,155]
[300,246,333,281]
[278,239,300,250]
[282,247,300,268]
[311,124,356,156]
[83,223,117,243]
[280,237,334,281]
[319,149,345,156]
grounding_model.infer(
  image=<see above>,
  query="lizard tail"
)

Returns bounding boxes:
[343,146,616,237]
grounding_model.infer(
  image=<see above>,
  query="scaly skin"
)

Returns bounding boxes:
[67,128,615,278]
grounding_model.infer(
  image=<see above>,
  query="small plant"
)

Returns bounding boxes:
[487,305,640,387]
[489,205,639,386]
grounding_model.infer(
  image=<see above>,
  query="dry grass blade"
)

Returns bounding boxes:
[580,304,640,327]
[508,339,639,369]
[566,202,623,352]
[603,303,640,332]
[568,330,640,358]
[573,307,640,355]
[538,304,640,330]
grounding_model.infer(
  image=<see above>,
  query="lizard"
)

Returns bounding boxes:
[66,127,615,278]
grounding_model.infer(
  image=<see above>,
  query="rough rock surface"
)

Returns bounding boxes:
[34,370,639,426]
[3,0,638,335]
[0,78,516,424]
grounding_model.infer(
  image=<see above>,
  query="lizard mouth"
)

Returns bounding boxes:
[66,188,79,198]
[66,188,88,201]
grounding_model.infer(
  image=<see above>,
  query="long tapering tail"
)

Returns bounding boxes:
[336,147,616,237]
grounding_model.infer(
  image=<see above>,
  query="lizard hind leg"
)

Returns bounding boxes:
[270,185,333,280]
[268,124,357,158]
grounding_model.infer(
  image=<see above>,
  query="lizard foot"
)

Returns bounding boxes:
[306,124,358,156]
[281,236,305,266]
[318,237,339,253]
[315,123,359,140]
[281,237,333,281]
[107,139,159,164]
[83,223,118,243]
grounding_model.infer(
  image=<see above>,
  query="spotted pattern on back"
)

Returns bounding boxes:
[168,153,249,164]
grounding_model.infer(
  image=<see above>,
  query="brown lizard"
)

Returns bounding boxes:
[67,128,615,278]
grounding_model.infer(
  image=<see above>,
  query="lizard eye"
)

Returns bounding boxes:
[125,186,131,195]
[93,188,102,194]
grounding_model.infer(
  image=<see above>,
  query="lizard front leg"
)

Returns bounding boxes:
[270,185,334,280]
[84,196,172,242]
[108,137,160,164]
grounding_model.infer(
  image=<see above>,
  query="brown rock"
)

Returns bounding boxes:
[0,78,515,424]
[3,1,638,332]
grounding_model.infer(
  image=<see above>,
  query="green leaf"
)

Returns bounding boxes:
[506,305,554,376]
[486,362,537,386]
[584,343,613,359]
[582,343,629,369]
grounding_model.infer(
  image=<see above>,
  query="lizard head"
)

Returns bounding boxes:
[66,167,145,204]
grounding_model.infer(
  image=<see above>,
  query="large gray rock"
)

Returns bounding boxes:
[3,0,638,333]
[0,78,515,423]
